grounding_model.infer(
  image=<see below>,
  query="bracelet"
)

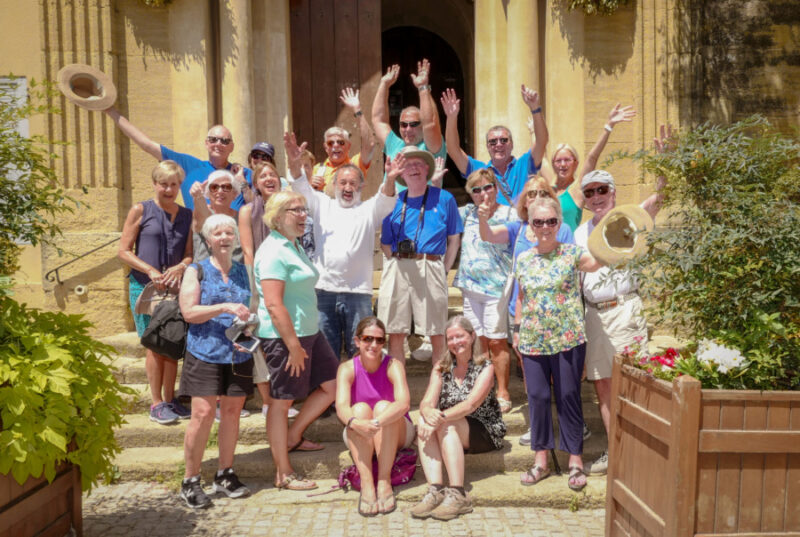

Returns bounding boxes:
[347,417,356,429]
[354,110,363,117]
[531,107,542,115]
[604,124,613,132]
[179,262,189,270]
[418,84,432,92]
[513,323,521,333]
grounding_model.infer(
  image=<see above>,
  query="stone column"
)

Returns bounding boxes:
[473,0,538,160]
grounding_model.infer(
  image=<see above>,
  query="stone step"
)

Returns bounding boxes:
[115,406,607,448]
[113,436,608,504]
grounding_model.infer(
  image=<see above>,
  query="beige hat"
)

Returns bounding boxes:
[57,64,117,111]
[396,145,435,186]
[588,204,654,266]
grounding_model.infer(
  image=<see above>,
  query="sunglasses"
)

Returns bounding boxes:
[553,158,575,165]
[526,189,550,199]
[487,137,510,146]
[360,335,386,345]
[326,139,347,147]
[399,121,421,128]
[583,185,611,198]
[470,184,494,195]
[250,151,272,161]
[531,218,559,228]
[209,183,233,193]
[286,207,309,216]
[207,136,233,145]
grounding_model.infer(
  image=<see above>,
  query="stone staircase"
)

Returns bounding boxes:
[101,330,610,509]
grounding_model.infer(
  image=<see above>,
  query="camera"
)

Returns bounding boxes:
[397,239,417,256]
[234,333,260,353]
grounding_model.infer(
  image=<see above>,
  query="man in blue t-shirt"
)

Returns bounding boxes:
[104,107,252,210]
[371,59,447,191]
[378,147,463,367]
[441,85,549,206]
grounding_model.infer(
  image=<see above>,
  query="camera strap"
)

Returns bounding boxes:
[398,186,429,245]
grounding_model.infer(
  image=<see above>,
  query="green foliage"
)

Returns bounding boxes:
[563,0,630,16]
[623,116,800,389]
[0,295,133,491]
[138,0,172,6]
[0,77,81,276]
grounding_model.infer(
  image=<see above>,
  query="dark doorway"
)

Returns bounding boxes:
[381,26,469,202]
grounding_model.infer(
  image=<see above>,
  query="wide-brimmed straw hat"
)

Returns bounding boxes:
[396,146,435,186]
[57,64,117,111]
[588,204,654,266]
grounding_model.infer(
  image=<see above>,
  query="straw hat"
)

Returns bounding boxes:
[588,204,654,266]
[57,64,117,111]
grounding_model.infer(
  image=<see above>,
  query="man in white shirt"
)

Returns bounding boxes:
[575,160,666,475]
[285,133,397,358]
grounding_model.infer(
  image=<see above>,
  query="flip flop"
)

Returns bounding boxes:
[520,465,551,486]
[497,397,512,413]
[568,465,587,492]
[358,493,379,517]
[377,492,396,515]
[288,436,324,452]
[275,473,318,491]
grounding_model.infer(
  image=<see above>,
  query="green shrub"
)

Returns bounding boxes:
[0,296,133,490]
[624,116,800,389]
[563,0,630,16]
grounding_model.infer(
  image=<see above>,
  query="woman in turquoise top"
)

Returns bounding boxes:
[253,191,339,492]
[542,103,636,231]
[512,197,604,493]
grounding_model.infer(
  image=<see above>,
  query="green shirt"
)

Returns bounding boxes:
[253,230,320,339]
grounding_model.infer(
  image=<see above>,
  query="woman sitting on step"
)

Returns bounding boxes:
[335,316,413,517]
[178,214,253,509]
[412,316,507,521]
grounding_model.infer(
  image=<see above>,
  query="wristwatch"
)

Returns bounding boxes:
[418,84,432,92]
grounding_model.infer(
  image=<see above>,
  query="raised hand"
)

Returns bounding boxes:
[477,200,493,220]
[411,58,431,88]
[440,88,461,117]
[189,180,206,200]
[608,103,636,127]
[283,132,308,165]
[520,84,540,110]
[430,156,447,187]
[339,87,361,112]
[380,64,400,86]
[385,154,407,182]
[654,124,675,154]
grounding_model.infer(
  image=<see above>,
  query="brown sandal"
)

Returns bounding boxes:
[568,465,587,491]
[275,473,318,491]
[520,465,551,486]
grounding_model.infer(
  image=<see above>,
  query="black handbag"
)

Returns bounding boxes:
[140,265,203,360]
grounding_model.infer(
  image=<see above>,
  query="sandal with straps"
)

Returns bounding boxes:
[275,473,318,491]
[520,465,551,486]
[568,465,587,492]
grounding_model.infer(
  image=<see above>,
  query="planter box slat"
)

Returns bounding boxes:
[698,431,800,453]
[618,397,671,444]
[788,454,800,529]
[611,478,666,537]
[0,465,81,537]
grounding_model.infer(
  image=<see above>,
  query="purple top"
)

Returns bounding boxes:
[131,199,192,285]
[351,354,409,419]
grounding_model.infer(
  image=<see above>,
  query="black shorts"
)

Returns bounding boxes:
[179,350,254,398]
[465,416,497,454]
[261,331,339,400]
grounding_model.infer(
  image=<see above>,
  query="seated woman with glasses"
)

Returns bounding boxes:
[177,214,253,509]
[512,197,604,491]
[454,168,517,414]
[254,191,339,492]
[335,316,413,517]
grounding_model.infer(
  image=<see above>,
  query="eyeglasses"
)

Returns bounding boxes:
[526,189,550,199]
[209,183,233,193]
[470,184,494,195]
[286,207,309,216]
[487,137,510,146]
[250,151,272,162]
[583,185,611,198]
[399,121,421,129]
[553,158,575,165]
[360,335,386,345]
[207,136,233,145]
[326,139,347,147]
[531,218,559,228]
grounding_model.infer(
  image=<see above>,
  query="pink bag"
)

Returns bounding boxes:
[337,448,418,492]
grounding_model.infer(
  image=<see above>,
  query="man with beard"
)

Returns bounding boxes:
[284,132,396,359]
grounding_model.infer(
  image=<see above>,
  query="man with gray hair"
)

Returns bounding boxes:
[284,132,396,359]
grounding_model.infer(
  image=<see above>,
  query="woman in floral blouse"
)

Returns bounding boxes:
[513,197,604,492]
[411,316,506,521]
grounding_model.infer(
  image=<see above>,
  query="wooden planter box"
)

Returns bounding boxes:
[0,463,82,537]
[606,356,800,536]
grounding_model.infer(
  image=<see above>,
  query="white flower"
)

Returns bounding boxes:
[696,339,746,374]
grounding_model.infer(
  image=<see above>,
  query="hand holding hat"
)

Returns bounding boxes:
[57,64,117,111]
[588,204,654,266]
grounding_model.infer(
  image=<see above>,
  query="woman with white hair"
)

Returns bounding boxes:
[190,169,244,262]
[178,213,253,509]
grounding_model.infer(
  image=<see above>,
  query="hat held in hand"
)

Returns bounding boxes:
[588,204,654,266]
[57,64,117,111]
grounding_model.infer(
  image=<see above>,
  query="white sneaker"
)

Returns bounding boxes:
[586,450,608,475]
[411,337,433,361]
[519,428,532,446]
[261,405,299,419]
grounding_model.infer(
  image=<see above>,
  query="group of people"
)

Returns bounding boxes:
[111,58,667,518]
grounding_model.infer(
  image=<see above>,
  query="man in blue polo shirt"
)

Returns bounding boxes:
[104,106,252,210]
[378,146,462,366]
[441,85,548,206]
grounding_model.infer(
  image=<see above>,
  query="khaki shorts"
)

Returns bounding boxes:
[377,257,447,336]
[585,295,648,381]
[342,416,416,449]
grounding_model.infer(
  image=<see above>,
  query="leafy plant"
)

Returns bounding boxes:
[0,296,133,491]
[0,77,80,276]
[618,116,800,389]
[562,0,630,16]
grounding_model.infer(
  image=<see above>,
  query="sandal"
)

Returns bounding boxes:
[377,492,396,515]
[497,397,512,413]
[358,493,379,517]
[568,465,587,492]
[520,465,550,486]
[288,436,324,452]
[275,473,318,491]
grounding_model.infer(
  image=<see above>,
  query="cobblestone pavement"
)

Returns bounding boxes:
[83,481,605,537]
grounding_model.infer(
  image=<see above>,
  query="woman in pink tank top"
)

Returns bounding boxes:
[335,316,414,517]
